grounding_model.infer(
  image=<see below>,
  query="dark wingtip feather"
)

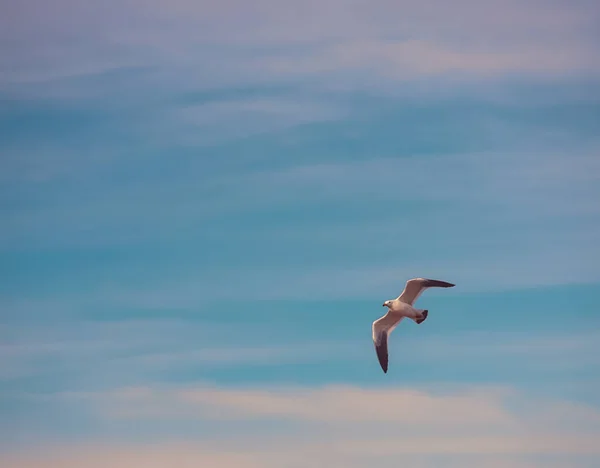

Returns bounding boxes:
[424,279,455,288]
[375,338,389,374]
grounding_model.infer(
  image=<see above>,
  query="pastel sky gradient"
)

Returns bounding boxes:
[1,0,600,467]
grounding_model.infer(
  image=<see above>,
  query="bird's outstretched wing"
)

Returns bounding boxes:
[397,278,455,305]
[372,313,403,373]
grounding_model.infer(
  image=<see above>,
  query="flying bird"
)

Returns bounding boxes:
[372,278,455,373]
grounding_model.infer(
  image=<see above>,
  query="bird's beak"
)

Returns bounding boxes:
[382,303,386,307]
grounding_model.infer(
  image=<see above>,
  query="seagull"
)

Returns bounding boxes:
[372,278,455,373]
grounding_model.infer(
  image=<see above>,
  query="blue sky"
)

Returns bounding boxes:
[1,0,600,466]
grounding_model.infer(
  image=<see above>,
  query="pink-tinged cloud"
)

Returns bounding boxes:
[3,384,600,467]
[3,438,600,468]
[34,384,600,447]
[65,383,600,430]
[1,0,599,88]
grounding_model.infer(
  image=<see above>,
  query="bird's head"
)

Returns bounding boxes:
[382,300,392,308]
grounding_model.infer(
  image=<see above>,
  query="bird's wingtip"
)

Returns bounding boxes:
[436,280,455,288]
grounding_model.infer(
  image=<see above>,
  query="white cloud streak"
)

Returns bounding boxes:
[0,316,361,383]
[2,147,599,310]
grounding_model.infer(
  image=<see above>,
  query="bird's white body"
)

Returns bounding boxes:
[384,300,423,318]
[372,277,455,373]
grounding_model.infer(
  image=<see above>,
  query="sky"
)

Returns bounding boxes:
[1,0,600,466]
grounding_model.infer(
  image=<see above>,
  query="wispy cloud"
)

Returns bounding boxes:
[3,146,599,241]
[4,147,594,300]
[4,384,600,467]
[2,0,599,93]
[4,444,599,468]
[268,39,600,79]
[0,316,360,384]
[102,384,515,426]
[3,316,597,405]
[161,97,347,145]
